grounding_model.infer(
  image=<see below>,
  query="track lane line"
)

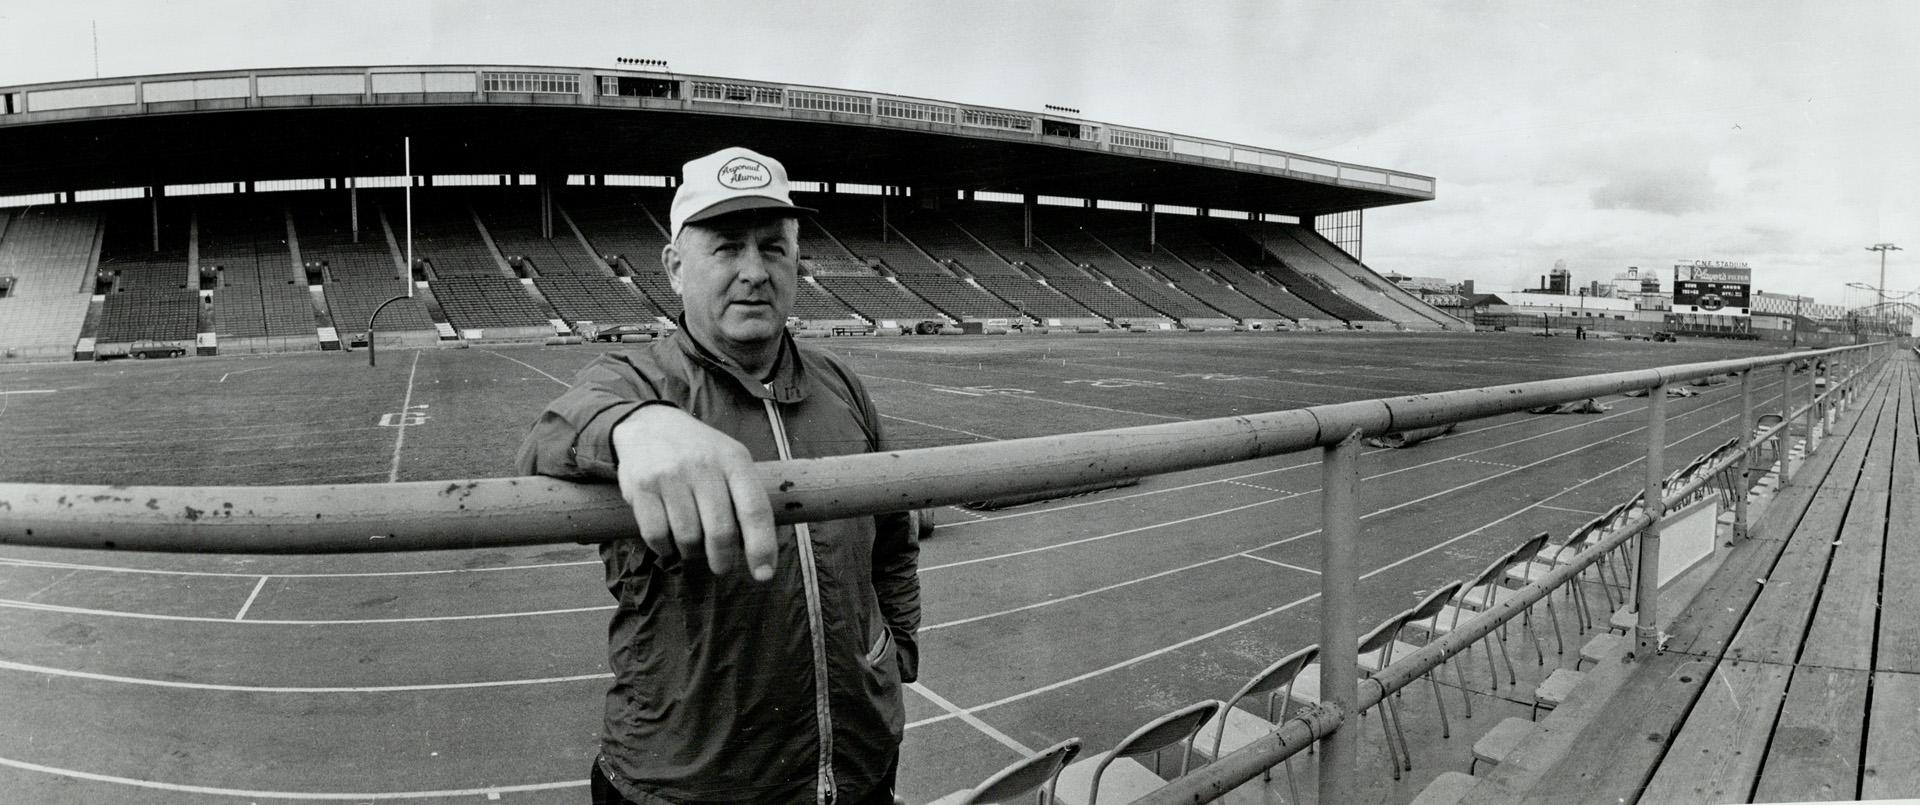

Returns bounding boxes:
[232,576,269,621]
[905,407,1755,728]
[0,754,586,801]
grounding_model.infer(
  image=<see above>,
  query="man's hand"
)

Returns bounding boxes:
[611,405,777,581]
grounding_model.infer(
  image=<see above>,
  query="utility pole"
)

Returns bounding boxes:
[1868,243,1901,337]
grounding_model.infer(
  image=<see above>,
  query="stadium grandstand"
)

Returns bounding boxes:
[0,63,1460,361]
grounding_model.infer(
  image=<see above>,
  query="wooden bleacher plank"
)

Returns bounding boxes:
[1798,484,1891,671]
[1638,660,1792,804]
[1752,666,1870,802]
[1863,670,1920,799]
[1877,368,1920,672]
[1497,371,1891,804]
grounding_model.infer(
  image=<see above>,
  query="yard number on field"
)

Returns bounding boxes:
[379,404,430,427]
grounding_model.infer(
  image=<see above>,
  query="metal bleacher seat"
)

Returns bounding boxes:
[1290,610,1422,780]
[1053,701,1220,805]
[927,738,1082,805]
[1405,533,1551,712]
[1184,643,1318,804]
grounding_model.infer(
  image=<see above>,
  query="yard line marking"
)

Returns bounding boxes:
[905,412,1741,729]
[925,554,1244,631]
[386,350,421,483]
[1238,553,1321,575]
[217,366,272,383]
[944,505,991,521]
[0,754,586,800]
[864,372,1185,421]
[882,412,999,441]
[1227,480,1288,494]
[931,387,985,397]
[482,348,571,387]
[909,682,1033,755]
[1535,504,1606,516]
[0,389,58,395]
[0,657,606,693]
[233,576,270,621]
[1452,456,1519,469]
[0,598,610,624]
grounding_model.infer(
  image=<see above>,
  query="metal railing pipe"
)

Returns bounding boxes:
[0,344,1875,554]
[1316,431,1362,804]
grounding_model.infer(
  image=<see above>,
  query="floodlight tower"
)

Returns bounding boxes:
[1868,243,1901,335]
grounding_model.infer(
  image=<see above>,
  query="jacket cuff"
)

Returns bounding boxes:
[577,399,679,476]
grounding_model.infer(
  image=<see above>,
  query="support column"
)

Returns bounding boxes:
[540,179,554,240]
[150,190,161,253]
[1317,431,1362,804]
[1147,204,1157,249]
[1636,382,1667,655]
[1779,363,1795,486]
[1023,194,1034,249]
[350,183,360,244]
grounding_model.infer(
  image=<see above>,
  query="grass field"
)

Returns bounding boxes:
[0,331,1801,803]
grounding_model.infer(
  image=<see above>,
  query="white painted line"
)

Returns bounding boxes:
[908,682,1033,755]
[1238,553,1321,575]
[216,366,272,383]
[0,657,606,693]
[931,387,985,397]
[1535,504,1606,517]
[482,348,571,387]
[882,412,999,441]
[921,492,1308,573]
[233,576,270,621]
[0,598,610,625]
[0,389,58,395]
[0,754,584,800]
[866,372,1185,421]
[925,554,1243,631]
[905,411,1742,730]
[386,351,421,483]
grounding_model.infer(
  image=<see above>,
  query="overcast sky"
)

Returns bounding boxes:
[4,0,1916,307]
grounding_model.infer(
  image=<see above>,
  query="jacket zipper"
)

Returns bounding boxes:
[764,397,836,804]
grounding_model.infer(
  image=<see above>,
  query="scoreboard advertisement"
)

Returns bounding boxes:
[1673,260,1751,317]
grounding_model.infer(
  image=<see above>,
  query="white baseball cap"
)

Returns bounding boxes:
[668,147,816,241]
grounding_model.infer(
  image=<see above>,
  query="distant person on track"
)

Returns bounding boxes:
[517,147,919,805]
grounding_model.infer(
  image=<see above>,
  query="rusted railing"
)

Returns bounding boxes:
[0,341,1890,803]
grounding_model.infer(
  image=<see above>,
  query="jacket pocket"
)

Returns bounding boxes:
[864,626,893,669]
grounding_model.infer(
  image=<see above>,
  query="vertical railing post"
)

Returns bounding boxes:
[1636,382,1667,655]
[1318,430,1362,805]
[1779,362,1795,487]
[1736,370,1752,541]
[1803,358,1817,451]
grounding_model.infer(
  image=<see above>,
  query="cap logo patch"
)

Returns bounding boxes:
[716,157,772,189]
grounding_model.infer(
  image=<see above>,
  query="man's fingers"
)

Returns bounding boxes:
[727,469,778,582]
[690,468,742,576]
[628,489,674,560]
[661,482,705,565]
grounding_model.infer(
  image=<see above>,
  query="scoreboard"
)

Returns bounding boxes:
[1673,261,1751,317]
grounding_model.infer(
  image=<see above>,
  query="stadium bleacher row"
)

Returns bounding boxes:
[1,189,1465,359]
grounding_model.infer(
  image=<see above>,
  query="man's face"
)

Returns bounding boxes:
[665,214,799,362]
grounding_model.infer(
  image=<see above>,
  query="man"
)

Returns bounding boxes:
[518,147,919,805]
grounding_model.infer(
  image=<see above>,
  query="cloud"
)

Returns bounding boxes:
[1589,170,1717,215]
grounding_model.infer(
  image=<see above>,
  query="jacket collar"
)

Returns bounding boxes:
[669,320,810,404]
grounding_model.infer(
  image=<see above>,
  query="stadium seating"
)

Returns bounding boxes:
[430,274,553,331]
[477,192,605,275]
[401,193,551,331]
[93,204,198,344]
[790,276,862,323]
[198,200,314,341]
[1201,221,1386,324]
[1229,221,1449,328]
[291,198,436,336]
[813,275,947,325]
[1151,216,1332,322]
[0,206,99,358]
[1260,222,1461,330]
[533,274,663,328]
[565,191,683,319]
[1067,210,1239,323]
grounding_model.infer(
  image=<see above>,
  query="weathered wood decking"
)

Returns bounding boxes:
[1474,354,1919,803]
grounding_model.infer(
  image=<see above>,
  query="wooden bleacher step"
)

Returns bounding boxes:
[1471,717,1534,774]
[1410,770,1479,805]
[1179,703,1284,805]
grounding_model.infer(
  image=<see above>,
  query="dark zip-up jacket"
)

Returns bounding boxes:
[516,328,919,804]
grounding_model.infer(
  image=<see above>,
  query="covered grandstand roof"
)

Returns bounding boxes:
[0,65,1434,217]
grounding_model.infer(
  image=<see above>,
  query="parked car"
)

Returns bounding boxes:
[590,324,651,342]
[1651,331,1676,342]
[98,340,188,361]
